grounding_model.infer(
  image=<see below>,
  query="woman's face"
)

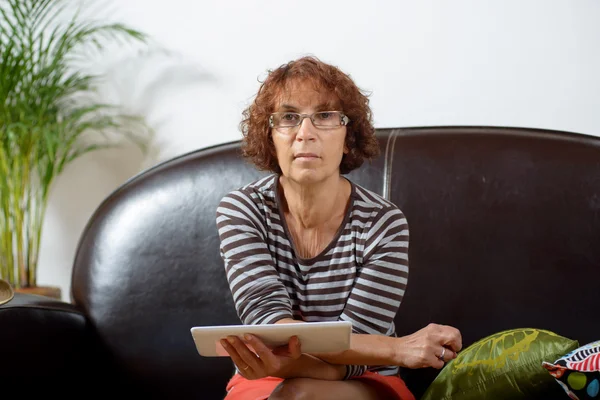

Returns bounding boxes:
[271,80,348,185]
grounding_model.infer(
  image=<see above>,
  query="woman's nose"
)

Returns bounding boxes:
[296,117,317,140]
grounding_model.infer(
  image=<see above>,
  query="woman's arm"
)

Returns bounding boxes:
[275,320,462,369]
[217,190,293,325]
[276,207,462,370]
[275,318,398,365]
[286,354,347,380]
[217,190,347,380]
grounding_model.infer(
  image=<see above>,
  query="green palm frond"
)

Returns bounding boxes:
[0,0,151,288]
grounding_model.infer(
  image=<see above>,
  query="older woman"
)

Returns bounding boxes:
[216,56,462,400]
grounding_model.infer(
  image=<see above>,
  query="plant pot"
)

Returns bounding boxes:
[14,286,61,300]
[0,280,14,305]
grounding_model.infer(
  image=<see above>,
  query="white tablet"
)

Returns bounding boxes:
[190,321,352,357]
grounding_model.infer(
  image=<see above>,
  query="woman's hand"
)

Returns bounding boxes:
[220,333,304,380]
[396,323,463,369]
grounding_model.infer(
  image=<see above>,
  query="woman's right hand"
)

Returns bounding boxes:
[396,323,463,369]
[221,333,303,380]
[221,333,346,381]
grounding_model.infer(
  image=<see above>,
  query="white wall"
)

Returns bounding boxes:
[36,0,600,301]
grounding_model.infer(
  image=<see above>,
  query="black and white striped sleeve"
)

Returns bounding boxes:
[339,206,410,377]
[216,190,293,325]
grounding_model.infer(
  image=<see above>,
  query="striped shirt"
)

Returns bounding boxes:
[216,174,409,378]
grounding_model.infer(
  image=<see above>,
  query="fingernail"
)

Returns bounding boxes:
[220,339,228,347]
[244,334,252,341]
[227,337,235,344]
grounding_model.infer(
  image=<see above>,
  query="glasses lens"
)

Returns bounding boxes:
[270,111,346,129]
[273,113,300,128]
[313,112,343,127]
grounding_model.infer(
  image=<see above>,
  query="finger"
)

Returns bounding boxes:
[271,335,301,357]
[434,357,446,369]
[455,333,463,352]
[220,338,249,372]
[439,347,457,362]
[243,334,277,364]
[224,336,261,372]
[228,336,262,370]
[445,332,462,353]
[447,349,457,360]
[438,326,463,353]
[288,336,301,358]
[430,348,448,369]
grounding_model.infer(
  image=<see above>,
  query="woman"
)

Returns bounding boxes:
[216,56,462,400]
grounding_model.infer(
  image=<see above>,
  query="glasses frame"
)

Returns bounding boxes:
[269,111,350,131]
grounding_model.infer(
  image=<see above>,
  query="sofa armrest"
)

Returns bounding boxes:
[0,293,106,391]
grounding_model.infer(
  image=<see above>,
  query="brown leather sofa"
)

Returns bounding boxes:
[2,126,599,399]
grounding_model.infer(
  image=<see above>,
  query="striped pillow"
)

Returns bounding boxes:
[543,340,600,399]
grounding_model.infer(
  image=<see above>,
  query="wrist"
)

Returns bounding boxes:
[367,334,404,366]
[330,363,347,381]
[389,336,406,367]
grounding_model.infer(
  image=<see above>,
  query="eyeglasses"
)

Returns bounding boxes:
[269,111,350,131]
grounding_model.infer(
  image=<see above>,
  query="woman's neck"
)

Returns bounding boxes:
[279,175,349,229]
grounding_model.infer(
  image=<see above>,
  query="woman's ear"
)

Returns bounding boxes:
[343,131,352,154]
[343,144,349,154]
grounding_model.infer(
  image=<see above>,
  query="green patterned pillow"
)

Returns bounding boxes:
[421,328,580,400]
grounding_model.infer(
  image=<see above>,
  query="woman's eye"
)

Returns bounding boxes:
[316,112,332,120]
[282,113,298,121]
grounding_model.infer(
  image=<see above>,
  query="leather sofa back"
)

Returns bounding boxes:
[383,127,600,395]
[71,126,600,398]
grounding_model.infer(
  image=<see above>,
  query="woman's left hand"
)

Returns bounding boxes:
[220,333,303,380]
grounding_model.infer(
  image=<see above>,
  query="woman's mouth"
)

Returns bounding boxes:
[294,153,319,160]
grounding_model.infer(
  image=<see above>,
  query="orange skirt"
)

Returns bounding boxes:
[224,371,415,400]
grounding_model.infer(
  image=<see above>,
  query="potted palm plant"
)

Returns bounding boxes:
[0,0,152,298]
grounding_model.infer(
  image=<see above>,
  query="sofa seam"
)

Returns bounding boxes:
[382,129,400,200]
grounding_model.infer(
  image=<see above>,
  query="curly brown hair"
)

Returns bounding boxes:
[239,56,380,175]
